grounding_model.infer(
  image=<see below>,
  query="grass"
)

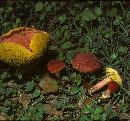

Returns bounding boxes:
[0,1,130,121]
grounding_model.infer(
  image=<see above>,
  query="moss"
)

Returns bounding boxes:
[0,27,49,66]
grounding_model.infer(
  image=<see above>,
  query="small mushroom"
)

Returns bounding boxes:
[88,67,122,95]
[72,53,102,73]
[100,81,120,99]
[47,59,65,78]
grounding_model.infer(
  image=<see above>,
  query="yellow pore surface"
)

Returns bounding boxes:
[106,67,123,86]
[0,27,49,66]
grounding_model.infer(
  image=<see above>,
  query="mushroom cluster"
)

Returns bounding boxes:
[70,53,123,100]
[43,49,123,101]
[0,27,49,66]
[47,53,102,78]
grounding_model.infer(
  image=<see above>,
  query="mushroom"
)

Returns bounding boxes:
[72,53,102,73]
[88,67,122,95]
[0,27,49,66]
[100,81,120,99]
[47,59,65,78]
[72,53,102,107]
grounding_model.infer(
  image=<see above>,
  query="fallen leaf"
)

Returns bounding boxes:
[44,103,63,116]
[7,80,18,88]
[0,115,6,120]
[83,82,93,89]
[17,92,31,108]
[119,113,130,120]
[39,73,59,94]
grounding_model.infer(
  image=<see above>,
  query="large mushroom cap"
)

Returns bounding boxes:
[72,53,102,73]
[47,59,65,73]
[0,27,49,66]
[106,67,122,86]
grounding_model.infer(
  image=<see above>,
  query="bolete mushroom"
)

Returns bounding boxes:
[72,53,102,73]
[88,67,122,95]
[72,53,102,107]
[100,81,120,99]
[47,59,65,78]
[0,27,49,66]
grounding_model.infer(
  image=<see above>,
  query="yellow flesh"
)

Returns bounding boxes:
[0,27,49,66]
[106,67,123,86]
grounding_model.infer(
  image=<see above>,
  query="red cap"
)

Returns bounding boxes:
[108,81,119,93]
[47,59,65,73]
[72,53,102,73]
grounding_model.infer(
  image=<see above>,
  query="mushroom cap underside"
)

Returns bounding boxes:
[106,67,123,86]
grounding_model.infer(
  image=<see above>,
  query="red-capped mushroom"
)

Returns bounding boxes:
[47,59,65,78]
[100,81,119,99]
[72,53,102,73]
[88,67,122,95]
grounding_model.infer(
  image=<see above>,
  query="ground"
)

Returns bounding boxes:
[0,1,130,121]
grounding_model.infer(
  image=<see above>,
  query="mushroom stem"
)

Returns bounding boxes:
[100,89,111,99]
[88,77,112,95]
[55,72,60,78]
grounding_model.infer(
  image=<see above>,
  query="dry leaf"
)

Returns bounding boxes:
[7,80,18,88]
[17,93,31,108]
[39,73,59,94]
[83,82,93,89]
[44,104,63,116]
[0,115,6,120]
